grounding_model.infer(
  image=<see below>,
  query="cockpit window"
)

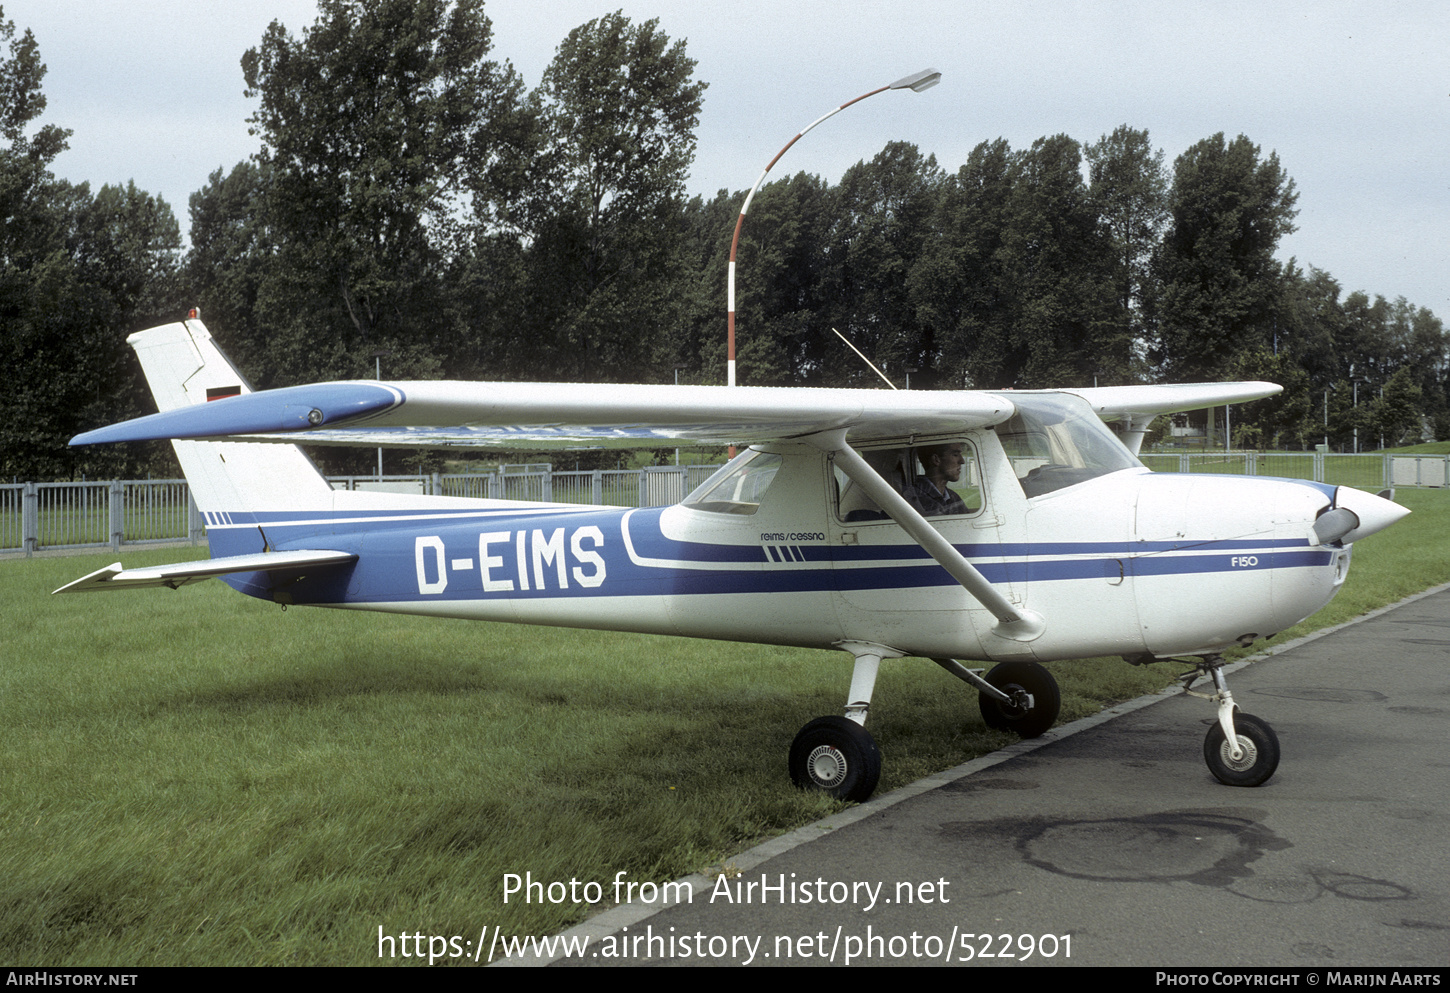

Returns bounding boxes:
[682,450,783,515]
[996,393,1141,497]
[835,440,983,523]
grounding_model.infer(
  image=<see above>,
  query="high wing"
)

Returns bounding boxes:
[70,379,1016,449]
[53,550,358,594]
[1065,381,1285,419]
[71,375,1277,452]
[1059,381,1282,455]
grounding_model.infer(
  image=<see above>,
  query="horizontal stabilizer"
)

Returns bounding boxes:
[52,550,358,594]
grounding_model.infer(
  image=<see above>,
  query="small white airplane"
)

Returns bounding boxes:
[58,317,1408,801]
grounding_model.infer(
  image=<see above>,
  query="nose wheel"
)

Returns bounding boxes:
[1203,712,1280,786]
[1179,656,1281,787]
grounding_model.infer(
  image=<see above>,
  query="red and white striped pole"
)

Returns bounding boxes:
[726,68,940,388]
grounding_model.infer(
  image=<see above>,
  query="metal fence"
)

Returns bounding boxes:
[327,464,721,507]
[1,480,208,557]
[1137,451,1450,490]
[3,455,1441,557]
[1,464,724,556]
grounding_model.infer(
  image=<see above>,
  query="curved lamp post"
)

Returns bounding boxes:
[726,68,941,387]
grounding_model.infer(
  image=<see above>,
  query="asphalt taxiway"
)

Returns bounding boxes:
[530,586,1450,967]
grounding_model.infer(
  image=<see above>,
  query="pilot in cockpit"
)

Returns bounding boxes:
[908,443,968,516]
[839,443,972,521]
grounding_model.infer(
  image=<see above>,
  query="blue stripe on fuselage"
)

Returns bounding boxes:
[202,504,1334,605]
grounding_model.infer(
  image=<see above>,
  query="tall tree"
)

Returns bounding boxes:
[0,9,182,478]
[678,173,836,387]
[1150,133,1299,380]
[1337,291,1391,383]
[498,12,706,381]
[989,134,1115,388]
[1273,265,1344,387]
[1364,365,1424,448]
[820,141,943,388]
[1402,303,1447,432]
[0,6,66,189]
[0,6,69,281]
[909,138,1014,389]
[1086,125,1167,379]
[185,161,274,378]
[1225,346,1312,449]
[238,0,529,382]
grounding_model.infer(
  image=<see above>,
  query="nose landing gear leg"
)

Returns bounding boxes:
[1180,656,1280,787]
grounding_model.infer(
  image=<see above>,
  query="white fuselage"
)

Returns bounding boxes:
[219,429,1357,665]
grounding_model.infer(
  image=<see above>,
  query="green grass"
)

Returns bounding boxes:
[2,489,1447,965]
[1140,451,1394,489]
[1381,440,1450,456]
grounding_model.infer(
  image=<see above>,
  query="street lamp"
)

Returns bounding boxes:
[371,349,393,479]
[673,364,688,465]
[725,68,941,387]
[1351,376,1369,454]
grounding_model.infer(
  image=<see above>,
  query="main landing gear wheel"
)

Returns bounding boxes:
[789,716,882,802]
[978,661,1061,738]
[1203,712,1280,787]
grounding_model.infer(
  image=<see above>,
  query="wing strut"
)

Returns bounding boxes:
[807,431,1045,642]
[1118,413,1156,457]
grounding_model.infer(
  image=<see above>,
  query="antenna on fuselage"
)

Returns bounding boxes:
[831,327,899,390]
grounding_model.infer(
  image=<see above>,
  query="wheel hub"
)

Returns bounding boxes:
[1003,685,1031,717]
[1218,734,1258,772]
[807,745,847,789]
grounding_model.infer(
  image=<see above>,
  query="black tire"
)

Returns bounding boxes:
[1203,712,1280,787]
[977,661,1061,738]
[788,716,882,802]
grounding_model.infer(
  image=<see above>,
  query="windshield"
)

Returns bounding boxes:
[996,393,1142,497]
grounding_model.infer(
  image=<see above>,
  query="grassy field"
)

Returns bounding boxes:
[3,489,1448,965]
[1377,439,1450,456]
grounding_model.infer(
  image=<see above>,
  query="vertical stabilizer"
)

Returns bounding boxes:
[128,320,335,515]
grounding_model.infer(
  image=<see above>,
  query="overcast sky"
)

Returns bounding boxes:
[6,0,1447,314]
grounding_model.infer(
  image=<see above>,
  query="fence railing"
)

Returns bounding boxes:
[1,464,724,556]
[326,465,722,507]
[1137,451,1449,490]
[1,480,208,557]
[3,455,1441,557]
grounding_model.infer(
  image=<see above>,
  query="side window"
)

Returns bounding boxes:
[682,451,783,515]
[835,441,983,523]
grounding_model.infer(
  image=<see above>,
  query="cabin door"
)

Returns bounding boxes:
[827,439,1013,652]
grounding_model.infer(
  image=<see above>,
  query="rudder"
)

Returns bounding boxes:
[128,319,335,517]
